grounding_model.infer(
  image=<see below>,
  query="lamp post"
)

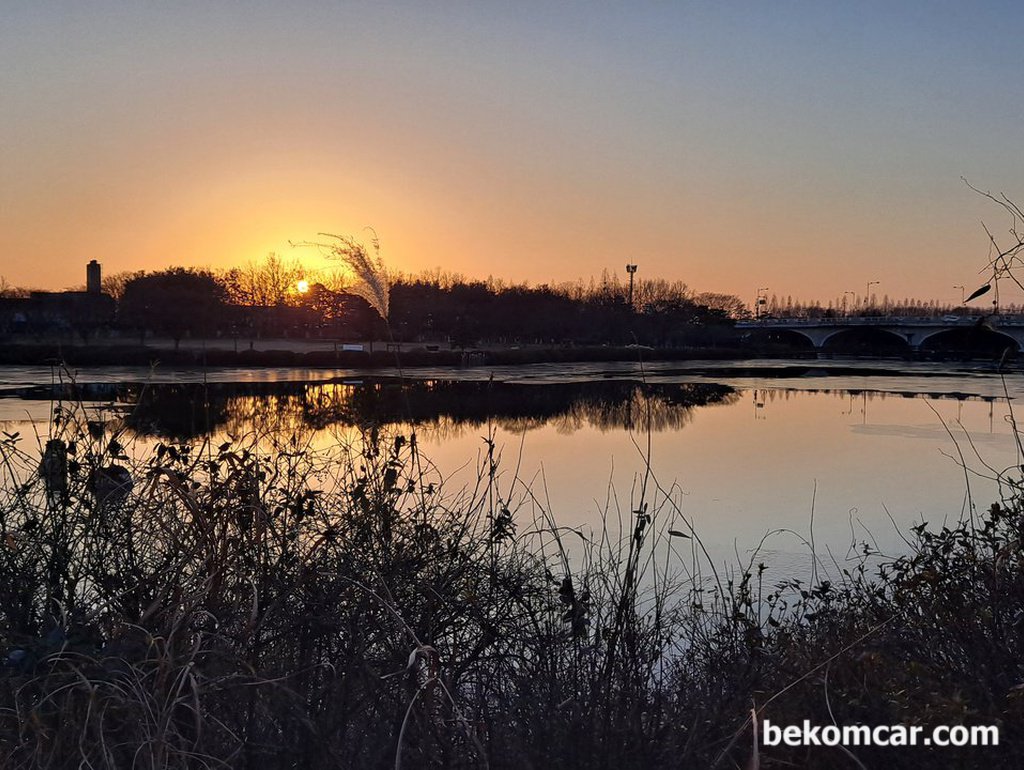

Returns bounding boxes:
[625,264,638,309]
[954,285,965,305]
[866,280,879,311]
[843,291,855,318]
[756,287,769,319]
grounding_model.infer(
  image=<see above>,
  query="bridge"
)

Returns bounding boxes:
[734,316,1024,354]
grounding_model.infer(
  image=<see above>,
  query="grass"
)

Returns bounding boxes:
[1,391,1024,768]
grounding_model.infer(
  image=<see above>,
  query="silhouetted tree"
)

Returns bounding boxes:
[963,182,1024,313]
[222,253,304,308]
[0,278,31,299]
[690,292,749,320]
[120,268,226,348]
[101,270,146,301]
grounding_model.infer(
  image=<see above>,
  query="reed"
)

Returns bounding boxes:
[1,393,1023,768]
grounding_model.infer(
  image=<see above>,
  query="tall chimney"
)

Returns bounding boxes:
[86,260,101,294]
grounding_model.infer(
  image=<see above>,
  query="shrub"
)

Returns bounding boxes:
[2,397,1024,767]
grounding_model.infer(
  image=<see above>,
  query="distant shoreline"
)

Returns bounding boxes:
[0,335,1015,368]
[0,339,756,368]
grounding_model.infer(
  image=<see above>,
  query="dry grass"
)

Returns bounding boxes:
[2,394,1024,768]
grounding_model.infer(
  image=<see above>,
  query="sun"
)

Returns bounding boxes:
[296,279,310,294]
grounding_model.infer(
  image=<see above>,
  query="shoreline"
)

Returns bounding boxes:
[0,338,1014,369]
[0,339,745,368]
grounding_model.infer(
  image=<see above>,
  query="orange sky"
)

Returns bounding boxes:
[3,2,1023,308]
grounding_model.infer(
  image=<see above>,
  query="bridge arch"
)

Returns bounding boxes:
[741,327,817,352]
[918,327,1020,357]
[819,327,911,355]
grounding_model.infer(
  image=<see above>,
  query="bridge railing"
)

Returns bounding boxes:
[736,315,1024,328]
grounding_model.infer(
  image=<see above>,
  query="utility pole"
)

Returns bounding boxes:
[626,264,637,308]
[866,280,879,310]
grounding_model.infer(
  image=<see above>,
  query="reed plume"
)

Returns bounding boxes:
[298,230,390,321]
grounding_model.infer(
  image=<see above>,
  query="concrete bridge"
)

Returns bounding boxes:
[734,316,1024,353]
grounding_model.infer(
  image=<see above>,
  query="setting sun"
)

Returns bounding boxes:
[296,279,310,294]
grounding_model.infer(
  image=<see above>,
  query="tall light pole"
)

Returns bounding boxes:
[756,287,769,319]
[625,264,637,308]
[954,285,965,305]
[866,280,879,310]
[843,291,855,318]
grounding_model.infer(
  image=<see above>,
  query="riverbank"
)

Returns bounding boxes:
[0,339,754,368]
[1,337,1016,368]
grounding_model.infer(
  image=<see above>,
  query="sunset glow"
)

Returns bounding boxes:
[4,6,1024,759]
[2,3,1023,305]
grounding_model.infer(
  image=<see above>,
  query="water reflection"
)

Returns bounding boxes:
[113,379,740,440]
[0,377,1008,444]
[1,371,1020,582]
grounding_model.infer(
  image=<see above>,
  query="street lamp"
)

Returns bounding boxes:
[756,287,769,319]
[954,285,965,305]
[625,264,638,308]
[866,280,879,311]
[843,291,855,317]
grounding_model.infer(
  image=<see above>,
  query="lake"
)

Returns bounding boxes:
[1,359,1021,582]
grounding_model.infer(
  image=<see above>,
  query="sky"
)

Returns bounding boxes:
[2,1,1023,306]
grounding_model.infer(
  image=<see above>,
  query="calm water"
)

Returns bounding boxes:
[1,360,1021,580]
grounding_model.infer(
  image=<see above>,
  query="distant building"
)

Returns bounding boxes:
[0,261,115,337]
[86,260,102,294]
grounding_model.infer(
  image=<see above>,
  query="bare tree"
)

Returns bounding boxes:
[315,268,353,295]
[691,292,751,319]
[102,270,146,301]
[633,277,690,312]
[963,181,1024,311]
[228,253,304,307]
[0,277,32,298]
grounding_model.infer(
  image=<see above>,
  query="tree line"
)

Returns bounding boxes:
[759,292,1022,319]
[2,255,747,348]
[6,253,1020,347]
